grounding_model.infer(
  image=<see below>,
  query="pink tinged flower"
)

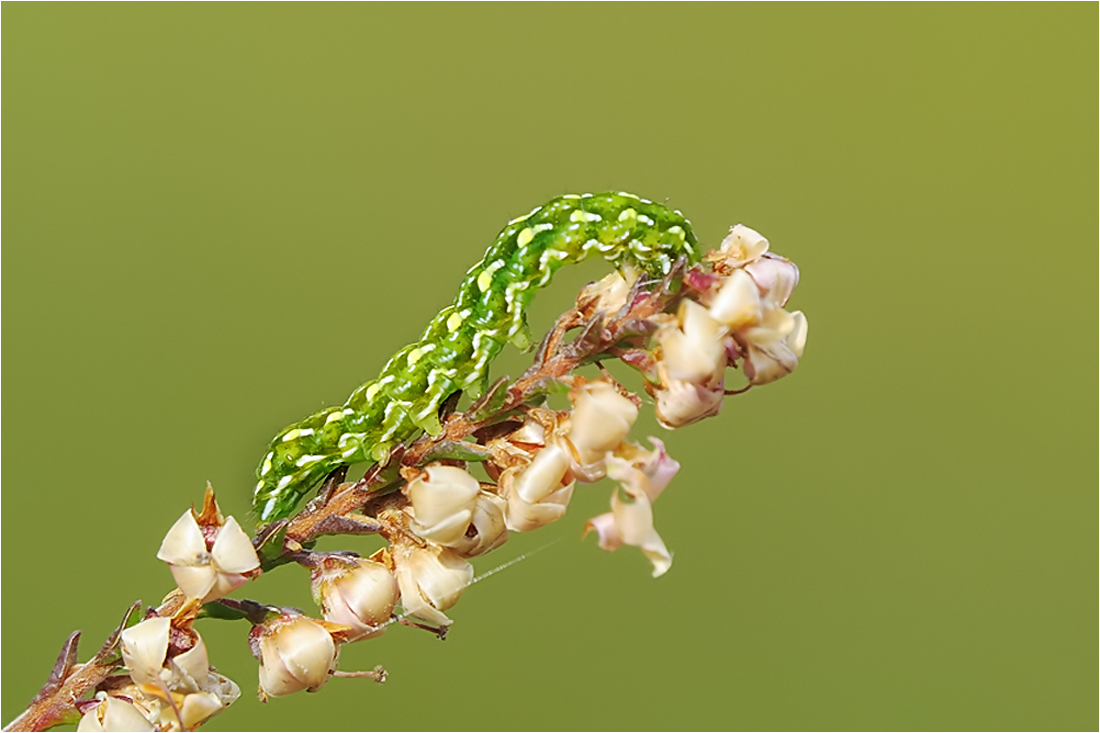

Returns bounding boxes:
[406,465,481,546]
[568,380,639,466]
[255,614,338,699]
[718,223,769,265]
[584,454,674,578]
[77,695,154,733]
[652,357,725,430]
[742,308,809,385]
[500,443,576,532]
[312,557,400,642]
[744,253,800,308]
[157,510,261,603]
[613,438,681,503]
[391,543,474,628]
[650,299,730,428]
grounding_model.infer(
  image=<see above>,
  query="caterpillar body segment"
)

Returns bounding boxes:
[253,192,701,524]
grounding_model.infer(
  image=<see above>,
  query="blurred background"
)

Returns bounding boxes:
[3,5,1095,730]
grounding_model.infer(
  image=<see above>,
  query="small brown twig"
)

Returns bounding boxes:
[5,602,141,733]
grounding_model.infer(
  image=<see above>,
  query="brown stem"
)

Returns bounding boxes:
[5,602,141,732]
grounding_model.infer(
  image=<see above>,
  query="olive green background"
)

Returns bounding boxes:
[3,4,1096,731]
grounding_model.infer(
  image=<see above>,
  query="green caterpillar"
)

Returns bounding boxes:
[253,192,701,524]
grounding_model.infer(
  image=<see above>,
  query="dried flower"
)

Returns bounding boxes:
[77,695,154,733]
[391,543,474,628]
[579,266,640,315]
[708,269,762,331]
[448,491,509,557]
[584,446,678,577]
[117,618,239,729]
[740,307,809,385]
[614,438,681,501]
[653,363,725,429]
[120,617,172,687]
[311,556,400,641]
[406,465,481,546]
[500,443,576,532]
[717,223,769,265]
[744,253,799,308]
[115,676,239,732]
[567,380,639,466]
[702,233,807,386]
[657,299,729,385]
[174,690,235,731]
[254,613,338,699]
[486,414,549,475]
[157,489,260,603]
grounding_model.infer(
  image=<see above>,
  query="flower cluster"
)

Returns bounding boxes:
[20,222,806,732]
[79,614,240,731]
[653,224,808,428]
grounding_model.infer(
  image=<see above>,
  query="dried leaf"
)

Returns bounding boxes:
[418,439,493,464]
[28,632,80,706]
[466,376,511,423]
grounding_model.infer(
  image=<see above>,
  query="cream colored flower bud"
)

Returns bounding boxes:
[449,491,509,557]
[313,558,399,641]
[500,443,576,532]
[503,477,575,532]
[120,616,171,686]
[392,544,474,627]
[744,254,799,308]
[406,465,481,545]
[718,223,769,264]
[709,269,762,331]
[658,300,729,385]
[653,364,724,429]
[579,266,639,314]
[157,511,260,603]
[256,615,338,698]
[742,308,808,385]
[78,695,154,733]
[512,443,571,504]
[568,381,639,465]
